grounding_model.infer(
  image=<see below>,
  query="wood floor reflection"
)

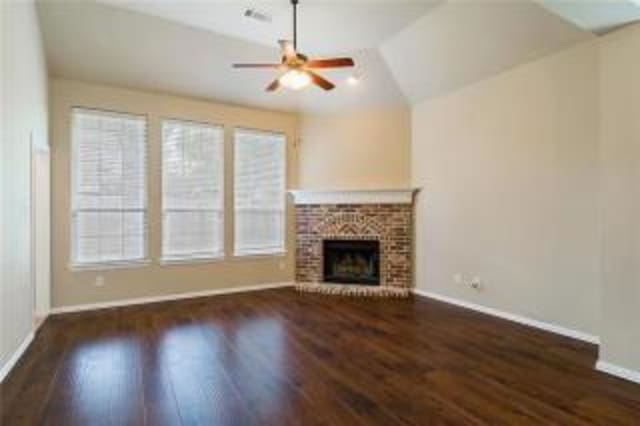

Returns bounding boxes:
[2,288,639,425]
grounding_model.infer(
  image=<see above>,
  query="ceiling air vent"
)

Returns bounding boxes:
[244,8,272,23]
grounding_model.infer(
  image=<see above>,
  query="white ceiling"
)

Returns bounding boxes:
[37,0,640,113]
[380,0,592,103]
[38,1,410,113]
[95,0,441,56]
[536,0,640,34]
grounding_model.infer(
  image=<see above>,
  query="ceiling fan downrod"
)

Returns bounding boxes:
[292,0,299,51]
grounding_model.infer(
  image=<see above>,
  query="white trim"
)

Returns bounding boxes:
[596,360,640,384]
[158,255,224,266]
[0,331,35,383]
[288,188,420,205]
[413,289,600,344]
[233,250,287,259]
[50,282,294,314]
[68,259,151,271]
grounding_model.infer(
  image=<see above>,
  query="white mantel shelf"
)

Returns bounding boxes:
[288,188,420,205]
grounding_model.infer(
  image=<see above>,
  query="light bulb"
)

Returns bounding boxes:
[347,74,360,86]
[279,69,311,90]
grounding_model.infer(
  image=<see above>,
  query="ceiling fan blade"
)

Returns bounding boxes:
[233,63,281,68]
[305,58,355,69]
[266,78,281,92]
[307,71,335,91]
[278,39,296,60]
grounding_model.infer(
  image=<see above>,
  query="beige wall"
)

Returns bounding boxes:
[298,106,411,190]
[50,79,298,308]
[412,41,601,335]
[598,24,640,372]
[1,0,49,374]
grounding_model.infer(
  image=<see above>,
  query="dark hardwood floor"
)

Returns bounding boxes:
[2,288,639,425]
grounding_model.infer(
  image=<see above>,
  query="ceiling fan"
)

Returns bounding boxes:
[232,0,355,92]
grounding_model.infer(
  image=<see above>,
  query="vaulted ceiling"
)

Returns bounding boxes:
[536,0,640,34]
[37,0,640,113]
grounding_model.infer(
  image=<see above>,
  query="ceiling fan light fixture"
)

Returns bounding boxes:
[233,0,354,92]
[279,69,311,90]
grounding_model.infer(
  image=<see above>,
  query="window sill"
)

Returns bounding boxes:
[68,259,151,272]
[232,251,287,260]
[159,256,224,266]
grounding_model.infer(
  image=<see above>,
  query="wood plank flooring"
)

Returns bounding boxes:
[1,288,639,425]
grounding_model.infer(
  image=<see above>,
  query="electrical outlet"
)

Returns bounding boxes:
[453,273,463,285]
[95,275,105,287]
[470,277,483,290]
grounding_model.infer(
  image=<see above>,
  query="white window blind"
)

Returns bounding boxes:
[71,108,148,266]
[162,120,224,261]
[234,129,286,256]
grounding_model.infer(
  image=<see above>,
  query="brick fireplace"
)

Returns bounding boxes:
[290,189,418,297]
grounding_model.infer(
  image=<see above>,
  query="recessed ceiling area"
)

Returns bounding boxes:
[36,0,639,113]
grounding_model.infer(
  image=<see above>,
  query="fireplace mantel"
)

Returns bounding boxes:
[288,188,420,205]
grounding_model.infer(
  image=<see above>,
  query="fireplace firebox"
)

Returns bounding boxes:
[323,239,380,285]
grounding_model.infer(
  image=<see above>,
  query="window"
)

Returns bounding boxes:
[71,108,147,267]
[162,120,224,261]
[234,128,286,256]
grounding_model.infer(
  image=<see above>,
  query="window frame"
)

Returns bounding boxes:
[69,107,150,270]
[160,118,225,264]
[232,127,287,258]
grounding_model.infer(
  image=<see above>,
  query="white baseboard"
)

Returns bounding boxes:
[596,360,640,384]
[50,282,294,315]
[413,289,600,345]
[0,331,35,383]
